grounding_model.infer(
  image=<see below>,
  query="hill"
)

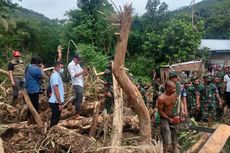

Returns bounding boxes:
[174,0,230,39]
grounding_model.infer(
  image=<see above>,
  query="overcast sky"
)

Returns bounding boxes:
[13,0,203,19]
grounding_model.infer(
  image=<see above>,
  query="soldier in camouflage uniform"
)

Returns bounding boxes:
[196,74,222,124]
[183,80,197,119]
[152,76,161,107]
[103,61,114,114]
[8,50,25,105]
[213,75,224,118]
[137,81,148,105]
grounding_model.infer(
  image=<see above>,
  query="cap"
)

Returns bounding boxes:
[203,73,212,80]
[73,53,81,59]
[169,71,177,78]
[190,76,198,81]
[184,79,191,84]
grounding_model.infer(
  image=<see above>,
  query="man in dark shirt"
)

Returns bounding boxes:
[8,50,25,104]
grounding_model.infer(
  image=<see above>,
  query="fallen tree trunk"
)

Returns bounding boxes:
[61,101,102,120]
[22,89,43,128]
[0,67,54,77]
[0,69,8,76]
[50,125,95,153]
[89,101,101,138]
[112,5,151,143]
[109,70,123,153]
[59,115,139,132]
[186,133,211,153]
[198,124,230,153]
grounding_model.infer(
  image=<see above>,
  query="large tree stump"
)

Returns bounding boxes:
[112,5,151,143]
[22,89,43,128]
[109,69,123,153]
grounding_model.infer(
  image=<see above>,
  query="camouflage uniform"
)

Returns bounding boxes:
[185,85,197,118]
[197,83,219,120]
[137,82,147,105]
[152,79,160,107]
[103,64,114,114]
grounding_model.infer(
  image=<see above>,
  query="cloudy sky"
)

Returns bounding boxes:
[13,0,203,19]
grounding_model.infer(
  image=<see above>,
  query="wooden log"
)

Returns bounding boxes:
[0,67,53,77]
[112,5,151,143]
[43,67,54,72]
[50,125,95,153]
[59,115,139,132]
[89,101,101,137]
[0,69,8,76]
[0,138,4,153]
[198,124,230,153]
[186,133,211,153]
[22,89,43,128]
[109,69,123,153]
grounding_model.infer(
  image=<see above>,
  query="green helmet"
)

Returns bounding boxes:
[169,71,177,78]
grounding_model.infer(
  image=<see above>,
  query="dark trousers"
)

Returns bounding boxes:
[49,103,61,127]
[226,92,230,108]
[73,85,83,113]
[28,93,39,118]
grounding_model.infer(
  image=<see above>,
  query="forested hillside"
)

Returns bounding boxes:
[175,0,230,39]
[0,0,61,68]
[0,0,229,81]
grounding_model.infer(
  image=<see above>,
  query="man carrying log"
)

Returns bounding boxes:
[8,50,25,105]
[157,80,180,153]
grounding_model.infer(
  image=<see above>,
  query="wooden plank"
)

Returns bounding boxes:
[199,124,230,153]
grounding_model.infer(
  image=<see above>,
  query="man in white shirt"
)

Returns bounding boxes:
[224,69,230,108]
[68,54,89,118]
[49,61,64,127]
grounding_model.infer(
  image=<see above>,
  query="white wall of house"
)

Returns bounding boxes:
[210,52,230,66]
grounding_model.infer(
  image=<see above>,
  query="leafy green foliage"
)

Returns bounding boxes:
[77,43,108,71]
[0,0,228,84]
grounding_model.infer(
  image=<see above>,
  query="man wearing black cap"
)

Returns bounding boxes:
[68,54,89,119]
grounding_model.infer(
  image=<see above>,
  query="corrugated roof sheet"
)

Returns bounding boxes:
[200,39,230,51]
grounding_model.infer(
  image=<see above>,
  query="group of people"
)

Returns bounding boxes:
[8,48,89,127]
[153,66,230,153]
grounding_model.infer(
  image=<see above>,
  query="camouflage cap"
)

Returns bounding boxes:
[169,71,177,78]
[184,79,191,84]
[203,73,212,80]
[190,76,198,82]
